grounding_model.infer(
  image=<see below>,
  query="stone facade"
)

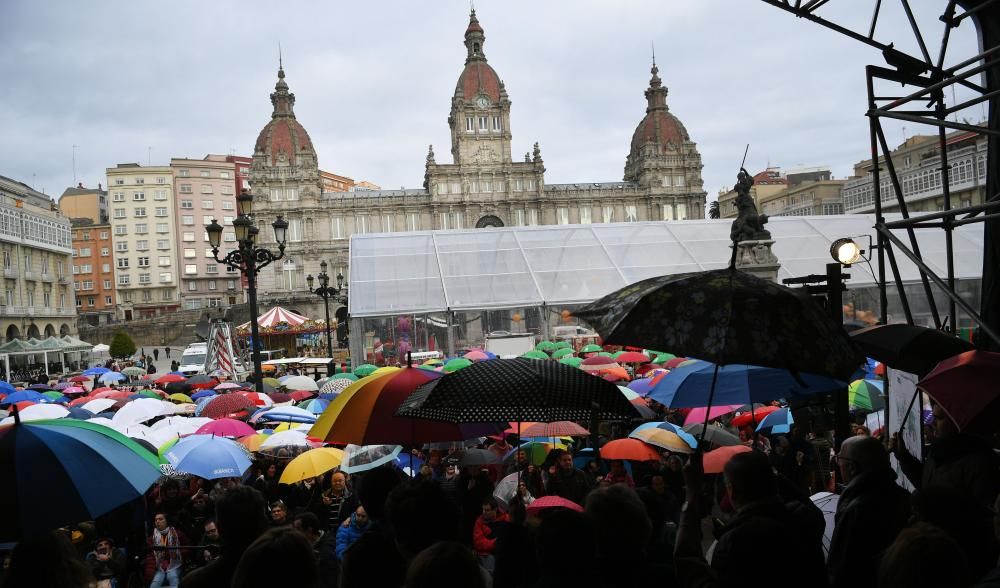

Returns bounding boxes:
[248,10,706,320]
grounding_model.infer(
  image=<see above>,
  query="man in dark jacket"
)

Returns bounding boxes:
[294,511,339,588]
[828,435,910,588]
[546,451,592,505]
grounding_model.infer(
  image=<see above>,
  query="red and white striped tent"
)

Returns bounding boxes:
[256,306,308,327]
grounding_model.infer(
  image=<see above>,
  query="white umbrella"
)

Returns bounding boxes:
[147,427,187,448]
[0,403,69,425]
[259,430,312,450]
[87,417,115,428]
[810,491,840,557]
[112,398,168,427]
[281,375,319,391]
[82,398,117,414]
[92,343,110,353]
[493,472,521,509]
[152,416,212,435]
[113,424,154,442]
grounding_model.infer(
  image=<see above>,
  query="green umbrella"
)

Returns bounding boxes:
[353,364,378,377]
[122,366,146,377]
[331,373,359,382]
[41,391,63,400]
[534,341,557,352]
[263,377,282,388]
[848,379,885,412]
[417,364,440,372]
[580,344,603,353]
[136,390,162,400]
[653,354,673,364]
[553,341,572,350]
[521,351,550,360]
[444,358,473,372]
[559,357,584,368]
[611,351,624,359]
[596,352,614,358]
[551,348,575,360]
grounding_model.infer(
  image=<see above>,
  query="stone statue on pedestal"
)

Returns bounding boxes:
[729,167,771,242]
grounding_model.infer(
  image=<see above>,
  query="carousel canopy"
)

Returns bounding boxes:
[237,306,328,336]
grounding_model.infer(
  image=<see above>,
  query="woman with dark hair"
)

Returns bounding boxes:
[230,527,320,588]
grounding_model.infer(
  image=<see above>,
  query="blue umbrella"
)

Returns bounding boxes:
[82,367,111,376]
[0,390,48,406]
[647,360,845,408]
[0,382,16,395]
[99,372,126,384]
[0,418,162,540]
[194,397,215,417]
[164,434,252,480]
[756,407,795,434]
[27,384,52,391]
[191,390,217,401]
[300,398,330,415]
[250,406,317,424]
[393,453,425,477]
[66,407,95,420]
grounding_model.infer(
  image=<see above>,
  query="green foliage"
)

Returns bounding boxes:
[108,331,137,359]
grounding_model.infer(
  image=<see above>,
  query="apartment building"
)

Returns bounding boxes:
[171,156,242,311]
[0,175,76,341]
[841,128,988,214]
[59,183,109,223]
[106,164,180,320]
[757,167,846,217]
[70,219,116,325]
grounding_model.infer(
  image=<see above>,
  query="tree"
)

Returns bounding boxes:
[109,331,137,359]
[708,200,721,219]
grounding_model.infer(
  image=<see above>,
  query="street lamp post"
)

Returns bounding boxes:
[307,260,345,359]
[205,189,288,393]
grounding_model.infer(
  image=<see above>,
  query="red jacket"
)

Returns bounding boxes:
[472,512,510,556]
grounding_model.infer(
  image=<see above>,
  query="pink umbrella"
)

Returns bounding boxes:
[214,382,242,391]
[62,386,86,395]
[684,404,743,425]
[526,495,583,516]
[463,350,489,362]
[196,418,256,437]
[664,357,690,369]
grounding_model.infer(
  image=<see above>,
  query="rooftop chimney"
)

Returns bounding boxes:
[77,182,84,189]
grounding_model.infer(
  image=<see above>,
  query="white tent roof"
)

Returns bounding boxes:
[347,215,984,318]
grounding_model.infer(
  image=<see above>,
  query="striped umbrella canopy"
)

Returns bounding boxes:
[0,419,161,540]
[848,379,885,412]
[520,421,590,437]
[310,367,503,446]
[629,422,698,453]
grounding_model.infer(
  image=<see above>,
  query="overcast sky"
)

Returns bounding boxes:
[0,1,985,206]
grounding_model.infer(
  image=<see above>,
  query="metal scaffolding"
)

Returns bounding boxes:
[762,0,1000,350]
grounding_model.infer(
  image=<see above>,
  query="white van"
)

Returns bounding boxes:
[178,343,208,376]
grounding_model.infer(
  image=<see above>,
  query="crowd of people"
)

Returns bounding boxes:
[1,394,997,588]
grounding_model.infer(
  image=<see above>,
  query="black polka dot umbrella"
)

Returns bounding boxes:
[396,358,640,423]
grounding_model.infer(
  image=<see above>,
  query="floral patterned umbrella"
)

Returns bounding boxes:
[574,268,862,380]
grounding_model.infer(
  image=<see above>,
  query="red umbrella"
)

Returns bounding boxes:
[520,421,590,437]
[918,350,1000,435]
[703,445,752,474]
[92,390,130,400]
[202,394,256,419]
[616,351,651,363]
[731,405,781,428]
[289,390,315,402]
[268,392,292,404]
[240,392,273,407]
[599,438,661,461]
[68,397,91,408]
[663,358,690,369]
[68,376,91,383]
[526,495,583,516]
[155,374,186,385]
[89,387,115,396]
[504,421,539,435]
[581,356,620,372]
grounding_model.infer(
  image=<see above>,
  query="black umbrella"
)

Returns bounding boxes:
[850,324,974,376]
[574,269,863,380]
[396,358,639,423]
[450,448,502,467]
[187,374,216,385]
[164,381,192,395]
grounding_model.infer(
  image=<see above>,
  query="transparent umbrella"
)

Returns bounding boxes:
[341,444,402,474]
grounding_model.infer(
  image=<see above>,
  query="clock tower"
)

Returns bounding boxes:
[448,9,513,166]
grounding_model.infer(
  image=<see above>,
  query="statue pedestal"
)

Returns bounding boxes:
[731,239,781,283]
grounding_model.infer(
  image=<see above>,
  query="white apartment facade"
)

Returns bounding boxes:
[106,164,181,320]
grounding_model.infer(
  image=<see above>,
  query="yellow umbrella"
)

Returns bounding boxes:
[371,366,397,377]
[271,422,307,433]
[262,377,281,387]
[278,447,346,484]
[168,393,193,404]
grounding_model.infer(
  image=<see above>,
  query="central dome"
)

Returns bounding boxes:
[456,62,502,102]
[253,66,316,164]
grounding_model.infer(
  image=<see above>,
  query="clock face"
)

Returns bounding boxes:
[476,96,490,109]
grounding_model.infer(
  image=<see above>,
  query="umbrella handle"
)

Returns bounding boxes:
[896,388,920,438]
[699,364,721,447]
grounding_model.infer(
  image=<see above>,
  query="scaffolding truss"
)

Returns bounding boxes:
[763,0,1000,348]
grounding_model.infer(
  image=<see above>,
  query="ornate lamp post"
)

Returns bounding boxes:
[307,260,345,358]
[205,189,288,392]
